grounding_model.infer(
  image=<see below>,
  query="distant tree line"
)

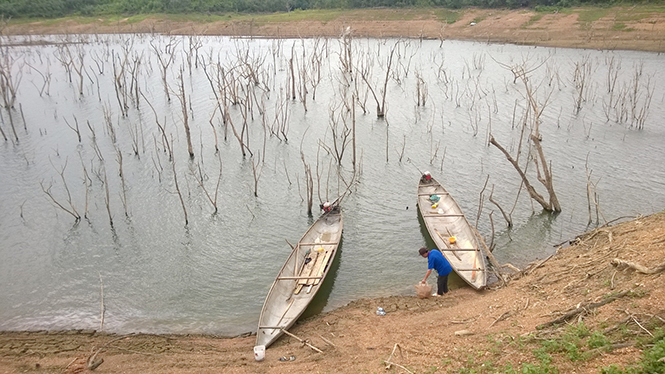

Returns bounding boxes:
[0,0,662,19]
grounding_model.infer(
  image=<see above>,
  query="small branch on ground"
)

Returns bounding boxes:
[611,258,665,275]
[537,290,630,329]
[87,335,131,371]
[384,343,413,373]
[489,311,512,328]
[281,329,323,353]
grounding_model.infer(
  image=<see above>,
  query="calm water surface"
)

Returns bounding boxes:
[0,35,663,336]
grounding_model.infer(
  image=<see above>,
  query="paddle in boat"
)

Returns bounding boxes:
[255,203,343,349]
[417,172,487,290]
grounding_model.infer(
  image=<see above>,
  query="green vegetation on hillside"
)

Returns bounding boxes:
[450,323,665,374]
[1,0,664,19]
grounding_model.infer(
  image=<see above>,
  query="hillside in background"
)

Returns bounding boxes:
[2,7,665,52]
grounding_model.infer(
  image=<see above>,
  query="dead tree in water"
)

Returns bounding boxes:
[251,152,263,197]
[79,153,91,219]
[289,42,296,100]
[225,98,252,157]
[185,35,203,75]
[319,102,352,166]
[271,89,289,141]
[41,158,81,222]
[25,62,51,97]
[0,51,22,141]
[584,153,605,226]
[54,42,74,84]
[0,118,7,141]
[524,75,560,212]
[489,135,560,212]
[190,153,222,214]
[128,50,143,108]
[142,91,189,226]
[63,116,81,143]
[309,37,324,101]
[101,163,113,227]
[489,184,513,228]
[302,157,314,217]
[360,40,399,118]
[415,70,428,106]
[352,93,357,170]
[300,129,314,216]
[111,50,129,117]
[115,145,129,218]
[490,60,561,213]
[72,44,86,96]
[151,37,179,102]
[298,39,309,112]
[572,55,592,115]
[174,68,194,158]
[200,55,228,144]
[340,27,353,75]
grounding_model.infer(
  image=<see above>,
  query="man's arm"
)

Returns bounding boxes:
[422,269,432,283]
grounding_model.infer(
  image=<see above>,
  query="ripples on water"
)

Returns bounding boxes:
[0,35,663,336]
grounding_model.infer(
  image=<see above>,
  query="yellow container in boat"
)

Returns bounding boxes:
[449,236,457,244]
[431,203,438,209]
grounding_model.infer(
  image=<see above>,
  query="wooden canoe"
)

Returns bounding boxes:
[256,208,343,348]
[417,175,487,290]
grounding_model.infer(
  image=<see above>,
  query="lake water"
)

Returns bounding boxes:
[0,34,663,336]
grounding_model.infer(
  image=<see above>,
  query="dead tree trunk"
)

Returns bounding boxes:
[489,136,553,211]
[300,131,314,217]
[489,59,561,213]
[151,38,178,102]
[523,75,561,212]
[176,68,194,158]
[190,153,222,214]
[142,91,188,226]
[289,42,296,100]
[359,41,398,118]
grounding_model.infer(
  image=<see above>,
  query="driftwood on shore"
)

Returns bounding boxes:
[611,258,665,275]
[537,290,630,329]
[280,329,323,353]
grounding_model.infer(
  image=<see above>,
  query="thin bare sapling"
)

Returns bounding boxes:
[190,152,222,214]
[41,157,81,222]
[150,37,180,102]
[142,91,189,226]
[359,40,399,118]
[173,67,194,158]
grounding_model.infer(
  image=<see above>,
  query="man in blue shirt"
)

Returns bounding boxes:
[419,247,453,296]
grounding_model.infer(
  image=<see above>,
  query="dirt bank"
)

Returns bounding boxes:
[2,7,665,52]
[1,211,664,373]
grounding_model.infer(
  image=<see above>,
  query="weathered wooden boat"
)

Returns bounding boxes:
[256,207,343,348]
[417,173,487,290]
